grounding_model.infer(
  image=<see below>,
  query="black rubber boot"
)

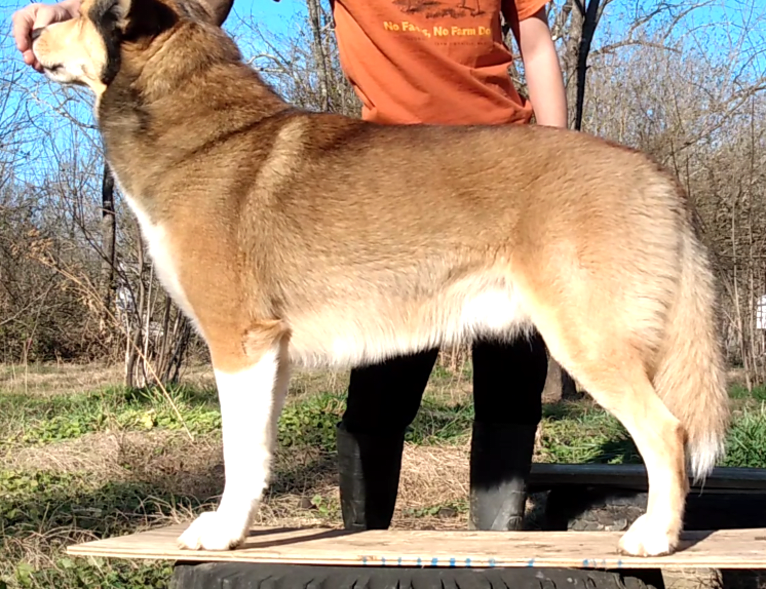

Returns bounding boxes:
[468,422,538,531]
[336,421,406,531]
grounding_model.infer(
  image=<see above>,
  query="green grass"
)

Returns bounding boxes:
[0,383,475,454]
[2,363,766,588]
[121,382,766,471]
[539,405,641,465]
[0,385,223,446]
[0,469,201,588]
[0,381,224,588]
[9,559,174,589]
[402,498,469,519]
[729,383,766,403]
[248,390,474,453]
[6,377,761,466]
[723,407,766,468]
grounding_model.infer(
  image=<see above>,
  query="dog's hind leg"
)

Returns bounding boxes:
[178,321,291,551]
[559,345,688,556]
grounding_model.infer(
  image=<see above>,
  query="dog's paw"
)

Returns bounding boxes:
[178,510,249,551]
[617,514,678,557]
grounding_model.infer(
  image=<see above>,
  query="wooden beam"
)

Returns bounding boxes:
[67,525,766,570]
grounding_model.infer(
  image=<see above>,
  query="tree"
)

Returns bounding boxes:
[100,164,116,330]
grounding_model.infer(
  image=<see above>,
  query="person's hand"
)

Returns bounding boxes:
[12,1,81,72]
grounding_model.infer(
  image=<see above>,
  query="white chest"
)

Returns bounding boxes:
[121,191,200,328]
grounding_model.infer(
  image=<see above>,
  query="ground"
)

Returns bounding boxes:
[0,360,765,589]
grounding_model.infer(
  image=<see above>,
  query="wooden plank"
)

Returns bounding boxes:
[67,525,766,570]
[528,464,766,493]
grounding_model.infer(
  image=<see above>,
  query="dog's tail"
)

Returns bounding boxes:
[652,225,729,482]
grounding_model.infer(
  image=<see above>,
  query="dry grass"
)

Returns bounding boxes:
[0,362,126,396]
[3,430,545,533]
[398,442,470,510]
[661,568,722,589]
[6,431,145,477]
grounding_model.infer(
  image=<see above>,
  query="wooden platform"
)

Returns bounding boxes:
[67,525,766,570]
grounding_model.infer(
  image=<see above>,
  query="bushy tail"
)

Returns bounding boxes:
[652,229,730,482]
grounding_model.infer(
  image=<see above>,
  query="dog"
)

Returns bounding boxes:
[31,0,730,557]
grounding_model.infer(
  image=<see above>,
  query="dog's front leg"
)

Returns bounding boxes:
[178,336,291,551]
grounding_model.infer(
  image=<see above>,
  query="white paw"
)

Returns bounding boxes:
[178,510,249,551]
[618,514,678,557]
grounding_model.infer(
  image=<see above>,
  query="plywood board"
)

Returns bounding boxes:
[67,525,766,570]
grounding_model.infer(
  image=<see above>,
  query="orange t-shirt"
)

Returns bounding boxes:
[332,0,548,126]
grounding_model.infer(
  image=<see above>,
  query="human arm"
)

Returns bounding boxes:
[516,6,568,128]
[12,0,80,71]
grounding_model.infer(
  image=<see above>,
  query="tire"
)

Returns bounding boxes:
[545,486,766,532]
[544,487,646,533]
[171,562,660,589]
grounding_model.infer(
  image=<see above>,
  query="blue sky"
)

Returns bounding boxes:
[0,1,306,60]
[2,0,763,74]
[227,0,305,35]
[224,0,764,81]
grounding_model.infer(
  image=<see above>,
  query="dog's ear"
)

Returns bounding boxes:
[87,0,132,33]
[88,0,178,42]
[123,0,179,42]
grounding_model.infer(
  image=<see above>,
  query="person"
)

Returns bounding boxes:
[13,0,567,532]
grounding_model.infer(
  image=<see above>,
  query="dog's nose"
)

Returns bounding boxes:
[31,28,44,42]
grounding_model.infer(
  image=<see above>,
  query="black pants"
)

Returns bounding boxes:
[342,332,548,435]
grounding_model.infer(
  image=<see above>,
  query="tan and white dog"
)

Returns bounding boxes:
[31,0,729,557]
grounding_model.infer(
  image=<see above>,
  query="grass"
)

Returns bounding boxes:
[1,361,765,588]
[0,385,223,447]
[539,403,641,465]
[729,383,766,403]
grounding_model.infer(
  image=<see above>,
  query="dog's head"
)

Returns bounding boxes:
[31,0,191,94]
